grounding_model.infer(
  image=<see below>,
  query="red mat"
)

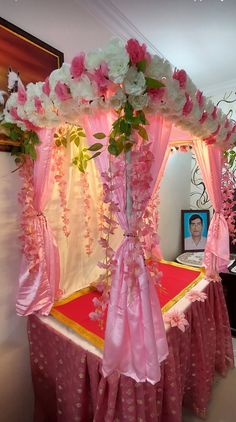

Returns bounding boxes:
[51,260,203,350]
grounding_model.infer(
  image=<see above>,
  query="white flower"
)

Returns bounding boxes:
[205,118,218,133]
[85,49,105,70]
[109,88,126,109]
[186,77,197,96]
[70,74,97,100]
[49,63,71,91]
[123,67,146,96]
[146,55,172,80]
[128,93,149,110]
[104,38,129,83]
[165,80,186,114]
[205,99,215,115]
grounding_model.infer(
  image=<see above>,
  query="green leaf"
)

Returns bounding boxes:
[136,59,147,73]
[124,142,133,152]
[74,137,80,147]
[145,77,165,89]
[89,151,102,160]
[124,102,133,121]
[108,143,120,156]
[55,139,61,147]
[87,143,103,151]
[120,119,131,136]
[138,126,148,141]
[78,132,86,137]
[93,132,106,139]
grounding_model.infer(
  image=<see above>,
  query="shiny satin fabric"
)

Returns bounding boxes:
[16,128,61,316]
[83,112,171,383]
[193,141,229,273]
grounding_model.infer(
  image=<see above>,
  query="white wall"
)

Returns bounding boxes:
[0,1,113,421]
[159,151,192,261]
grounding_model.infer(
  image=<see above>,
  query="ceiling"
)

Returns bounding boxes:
[84,0,236,96]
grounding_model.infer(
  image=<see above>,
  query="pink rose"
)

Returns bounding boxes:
[182,94,193,116]
[173,68,187,89]
[70,52,85,79]
[34,96,44,114]
[186,290,207,302]
[164,310,189,332]
[126,38,149,65]
[211,106,218,120]
[148,87,165,102]
[42,77,50,96]
[54,81,72,101]
[199,110,208,124]
[196,89,204,108]
[18,86,27,105]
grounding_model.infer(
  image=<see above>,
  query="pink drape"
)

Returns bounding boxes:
[83,112,172,384]
[145,114,172,258]
[193,141,229,273]
[16,128,61,315]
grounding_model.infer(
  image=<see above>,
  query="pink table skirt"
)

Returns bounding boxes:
[28,281,234,422]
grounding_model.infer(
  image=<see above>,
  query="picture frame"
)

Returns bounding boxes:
[181,209,210,252]
[0,16,64,151]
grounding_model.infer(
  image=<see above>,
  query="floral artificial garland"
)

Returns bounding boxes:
[3,38,236,156]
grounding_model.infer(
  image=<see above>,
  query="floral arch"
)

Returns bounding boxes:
[3,38,236,384]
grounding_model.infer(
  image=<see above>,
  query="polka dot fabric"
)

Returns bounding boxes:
[28,282,234,422]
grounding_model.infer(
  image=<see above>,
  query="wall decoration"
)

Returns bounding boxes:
[0,16,64,151]
[190,153,212,211]
[181,209,210,252]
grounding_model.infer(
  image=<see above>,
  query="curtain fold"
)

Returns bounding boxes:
[16,128,61,316]
[83,112,172,384]
[193,141,229,273]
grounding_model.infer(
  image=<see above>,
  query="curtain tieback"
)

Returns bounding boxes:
[123,232,138,238]
[36,211,47,226]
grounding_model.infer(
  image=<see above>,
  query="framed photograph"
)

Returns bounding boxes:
[181,210,210,252]
[0,17,64,151]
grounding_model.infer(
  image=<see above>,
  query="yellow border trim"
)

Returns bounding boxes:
[50,308,104,351]
[51,261,204,348]
[159,259,204,313]
[0,23,60,67]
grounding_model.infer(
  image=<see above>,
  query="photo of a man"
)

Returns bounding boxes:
[185,214,206,250]
[182,210,209,252]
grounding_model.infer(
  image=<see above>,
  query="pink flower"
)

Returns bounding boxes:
[173,68,187,89]
[203,135,216,145]
[126,38,149,65]
[206,272,222,283]
[211,106,218,120]
[18,85,27,105]
[148,87,165,102]
[182,94,193,116]
[179,145,188,152]
[196,89,204,108]
[70,53,85,79]
[34,96,44,114]
[199,111,208,124]
[42,77,50,96]
[10,106,20,120]
[54,81,72,101]
[186,290,207,302]
[164,310,189,332]
[89,62,109,94]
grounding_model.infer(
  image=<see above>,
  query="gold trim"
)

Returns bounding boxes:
[54,287,92,306]
[52,261,204,348]
[50,308,104,351]
[159,259,204,313]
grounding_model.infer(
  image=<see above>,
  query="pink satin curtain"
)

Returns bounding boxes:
[193,141,229,273]
[83,112,172,384]
[16,128,61,315]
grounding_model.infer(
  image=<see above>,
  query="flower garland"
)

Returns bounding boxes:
[79,171,94,256]
[3,38,236,153]
[222,158,236,244]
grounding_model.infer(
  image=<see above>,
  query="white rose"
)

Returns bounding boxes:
[165,80,186,114]
[70,74,97,100]
[104,38,129,83]
[109,88,126,109]
[205,99,215,115]
[128,93,149,110]
[49,63,71,91]
[205,118,218,133]
[146,55,172,80]
[85,49,105,70]
[123,67,146,96]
